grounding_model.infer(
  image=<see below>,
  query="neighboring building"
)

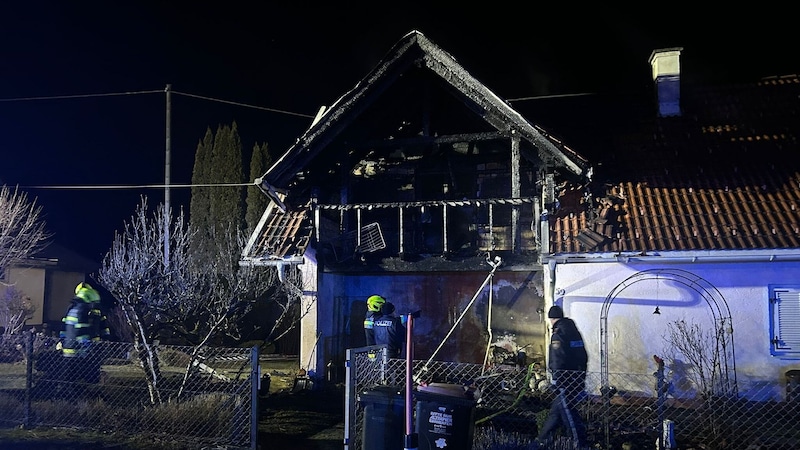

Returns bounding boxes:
[1,242,99,334]
[520,49,800,400]
[242,31,800,400]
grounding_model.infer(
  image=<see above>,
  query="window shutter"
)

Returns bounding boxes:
[774,288,800,353]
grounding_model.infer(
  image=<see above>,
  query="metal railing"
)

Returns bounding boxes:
[345,345,800,449]
[0,332,259,449]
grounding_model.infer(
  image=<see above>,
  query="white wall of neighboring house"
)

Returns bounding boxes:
[4,266,46,325]
[2,264,86,331]
[298,249,320,376]
[545,253,800,401]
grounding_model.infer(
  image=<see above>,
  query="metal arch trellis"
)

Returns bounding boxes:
[599,268,738,400]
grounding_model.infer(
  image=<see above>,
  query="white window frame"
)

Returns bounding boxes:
[769,285,800,358]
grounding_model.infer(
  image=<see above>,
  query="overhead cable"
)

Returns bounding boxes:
[172,90,314,118]
[0,88,314,118]
[21,182,257,190]
[0,90,163,102]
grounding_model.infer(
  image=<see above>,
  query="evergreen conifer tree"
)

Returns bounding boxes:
[189,127,214,255]
[245,141,272,233]
[209,122,245,235]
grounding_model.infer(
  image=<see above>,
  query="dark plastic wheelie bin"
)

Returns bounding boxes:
[415,384,477,450]
[360,385,405,450]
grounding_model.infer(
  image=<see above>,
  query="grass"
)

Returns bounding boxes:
[0,355,325,450]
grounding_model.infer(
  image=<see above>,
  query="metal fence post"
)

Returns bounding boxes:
[344,348,354,450]
[250,345,260,450]
[24,330,33,428]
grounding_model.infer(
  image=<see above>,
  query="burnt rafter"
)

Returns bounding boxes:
[244,30,594,265]
[314,197,538,210]
[262,30,589,194]
[266,43,426,190]
[358,131,508,150]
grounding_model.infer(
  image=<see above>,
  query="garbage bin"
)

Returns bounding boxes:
[360,385,405,450]
[786,370,800,401]
[415,383,477,450]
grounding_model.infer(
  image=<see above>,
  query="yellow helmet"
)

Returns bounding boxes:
[367,295,386,312]
[75,282,100,303]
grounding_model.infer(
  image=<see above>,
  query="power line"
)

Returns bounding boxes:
[505,92,596,102]
[21,182,258,191]
[4,86,302,193]
[173,90,314,118]
[0,89,163,102]
[0,88,315,119]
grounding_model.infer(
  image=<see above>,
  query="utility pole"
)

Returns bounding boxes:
[164,84,172,266]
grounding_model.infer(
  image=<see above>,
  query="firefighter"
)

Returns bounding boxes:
[60,282,111,384]
[364,295,386,346]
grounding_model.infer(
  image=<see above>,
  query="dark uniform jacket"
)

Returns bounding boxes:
[61,297,111,357]
[548,317,588,397]
[364,310,380,346]
[373,314,406,357]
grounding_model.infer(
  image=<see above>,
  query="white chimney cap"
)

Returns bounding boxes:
[649,47,683,80]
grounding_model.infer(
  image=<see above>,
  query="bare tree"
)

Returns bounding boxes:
[97,197,316,402]
[0,185,49,336]
[174,225,319,397]
[0,286,35,334]
[0,185,50,281]
[172,225,277,397]
[97,197,196,404]
[265,263,316,345]
[661,318,732,399]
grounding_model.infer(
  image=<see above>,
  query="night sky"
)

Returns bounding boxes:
[2,3,796,262]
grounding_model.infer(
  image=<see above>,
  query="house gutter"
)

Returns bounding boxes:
[239,256,305,283]
[544,250,800,265]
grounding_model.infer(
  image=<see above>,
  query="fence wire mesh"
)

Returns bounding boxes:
[0,332,257,449]
[346,345,800,449]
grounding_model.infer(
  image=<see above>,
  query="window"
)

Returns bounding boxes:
[769,286,800,358]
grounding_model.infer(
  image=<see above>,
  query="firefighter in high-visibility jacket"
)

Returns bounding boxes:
[60,282,110,384]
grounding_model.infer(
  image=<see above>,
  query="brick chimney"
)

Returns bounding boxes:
[649,47,683,117]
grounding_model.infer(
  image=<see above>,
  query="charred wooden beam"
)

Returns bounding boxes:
[357,131,508,149]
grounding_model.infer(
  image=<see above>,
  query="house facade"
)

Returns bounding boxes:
[1,243,98,334]
[532,50,800,400]
[241,30,590,375]
[243,32,800,400]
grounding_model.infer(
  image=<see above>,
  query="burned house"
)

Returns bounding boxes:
[243,29,800,397]
[241,30,591,374]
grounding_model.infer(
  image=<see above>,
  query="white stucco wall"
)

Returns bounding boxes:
[5,266,45,325]
[545,256,800,401]
[297,249,321,377]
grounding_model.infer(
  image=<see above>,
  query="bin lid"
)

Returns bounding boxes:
[417,383,466,397]
[359,385,404,403]
[415,383,477,406]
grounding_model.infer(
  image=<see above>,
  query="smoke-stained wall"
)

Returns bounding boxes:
[315,269,547,373]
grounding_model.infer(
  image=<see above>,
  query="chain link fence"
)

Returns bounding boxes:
[0,332,259,449]
[345,345,800,449]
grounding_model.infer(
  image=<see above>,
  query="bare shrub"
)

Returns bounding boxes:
[0,185,51,277]
[0,286,35,335]
[661,318,734,399]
